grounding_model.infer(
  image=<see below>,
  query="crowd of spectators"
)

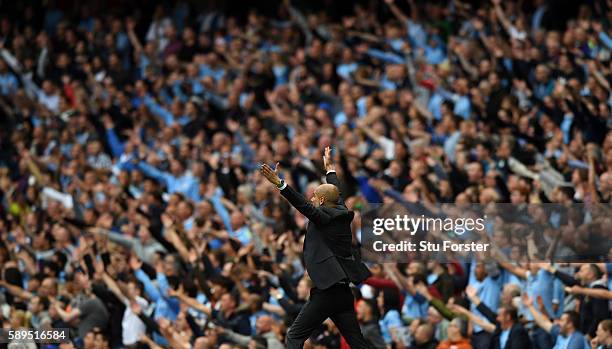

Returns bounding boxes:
[0,0,611,348]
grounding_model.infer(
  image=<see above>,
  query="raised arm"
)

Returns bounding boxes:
[131,257,162,302]
[280,183,333,226]
[0,280,34,300]
[217,327,251,347]
[54,301,81,322]
[490,246,528,279]
[284,0,313,46]
[265,91,296,126]
[162,216,191,262]
[323,146,345,206]
[449,303,497,334]
[102,115,125,158]
[566,285,612,300]
[491,0,513,36]
[263,301,287,317]
[466,285,498,325]
[260,163,333,226]
[522,293,553,333]
[156,271,180,311]
[22,152,44,185]
[415,283,456,321]
[170,288,212,316]
[16,251,37,277]
[126,18,144,53]
[543,263,579,287]
[143,95,175,126]
[209,187,234,233]
[101,272,128,303]
[90,227,135,250]
[137,161,171,186]
[385,0,409,23]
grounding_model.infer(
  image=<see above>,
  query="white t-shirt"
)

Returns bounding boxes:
[509,26,527,41]
[378,136,395,160]
[122,297,149,345]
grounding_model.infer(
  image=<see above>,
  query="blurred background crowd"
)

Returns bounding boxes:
[0,0,611,348]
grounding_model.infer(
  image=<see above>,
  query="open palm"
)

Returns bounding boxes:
[260,163,282,186]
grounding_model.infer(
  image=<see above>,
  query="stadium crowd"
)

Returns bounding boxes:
[0,0,611,348]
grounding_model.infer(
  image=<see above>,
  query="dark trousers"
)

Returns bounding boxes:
[286,283,372,349]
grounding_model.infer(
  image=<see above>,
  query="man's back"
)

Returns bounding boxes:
[303,204,354,263]
[280,172,370,290]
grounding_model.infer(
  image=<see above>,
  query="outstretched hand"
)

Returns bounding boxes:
[260,163,282,187]
[323,146,335,173]
[129,255,143,271]
[449,303,469,315]
[521,292,533,307]
[465,285,479,304]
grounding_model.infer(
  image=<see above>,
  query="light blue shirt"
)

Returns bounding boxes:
[469,263,502,333]
[134,270,180,321]
[598,31,612,51]
[525,269,554,320]
[0,73,18,95]
[499,329,511,349]
[453,95,471,120]
[188,293,209,322]
[550,325,589,349]
[436,88,471,119]
[389,38,406,51]
[425,45,446,65]
[137,162,201,202]
[379,309,403,344]
[199,64,225,82]
[334,111,348,127]
[553,277,565,318]
[561,114,574,144]
[444,131,462,163]
[230,226,253,246]
[380,75,399,91]
[143,96,191,126]
[337,63,358,80]
[402,294,428,320]
[356,97,368,117]
[428,92,445,120]
[406,19,427,49]
[210,187,252,245]
[534,81,554,100]
[273,65,288,86]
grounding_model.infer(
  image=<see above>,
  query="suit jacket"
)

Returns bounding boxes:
[280,172,371,289]
[475,303,532,349]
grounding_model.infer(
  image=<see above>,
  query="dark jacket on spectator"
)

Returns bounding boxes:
[553,270,610,337]
[476,302,532,349]
[360,320,386,349]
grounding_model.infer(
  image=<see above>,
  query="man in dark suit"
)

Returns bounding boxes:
[260,147,372,349]
[467,285,532,349]
[483,306,532,349]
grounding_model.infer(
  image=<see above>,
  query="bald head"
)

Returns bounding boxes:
[313,184,340,207]
[255,315,274,333]
[415,323,435,344]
